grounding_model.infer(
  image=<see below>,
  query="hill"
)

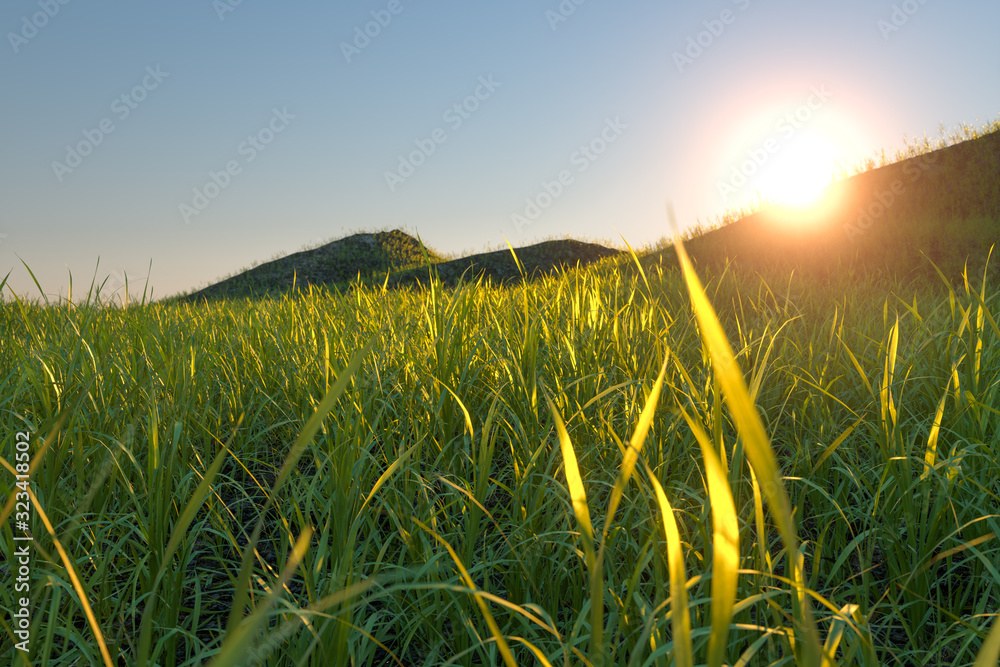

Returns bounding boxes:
[387,239,621,288]
[179,229,622,302]
[181,229,440,302]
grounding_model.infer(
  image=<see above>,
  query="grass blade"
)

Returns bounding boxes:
[974,613,1000,667]
[678,405,738,667]
[601,355,669,541]
[30,487,114,667]
[643,460,693,667]
[207,528,316,667]
[547,395,601,664]
[921,368,956,480]
[670,204,824,665]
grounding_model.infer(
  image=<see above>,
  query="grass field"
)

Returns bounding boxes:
[4,228,1000,665]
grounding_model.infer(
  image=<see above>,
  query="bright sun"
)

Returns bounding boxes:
[756,134,839,209]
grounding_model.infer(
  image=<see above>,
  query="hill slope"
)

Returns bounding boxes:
[181,230,440,301]
[388,239,621,288]
[180,231,621,302]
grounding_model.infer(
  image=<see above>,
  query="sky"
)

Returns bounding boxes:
[1,1,998,301]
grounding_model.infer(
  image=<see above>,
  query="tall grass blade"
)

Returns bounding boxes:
[669,205,825,665]
[137,427,233,663]
[601,355,669,541]
[643,460,693,667]
[678,406,738,667]
[974,613,1000,667]
[921,369,956,480]
[207,528,316,667]
[30,487,114,667]
[547,396,601,664]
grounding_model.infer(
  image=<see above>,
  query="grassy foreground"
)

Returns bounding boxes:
[3,245,1000,666]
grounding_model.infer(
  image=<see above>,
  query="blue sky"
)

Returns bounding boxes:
[2,0,998,300]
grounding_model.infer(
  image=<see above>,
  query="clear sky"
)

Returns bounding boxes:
[2,0,998,301]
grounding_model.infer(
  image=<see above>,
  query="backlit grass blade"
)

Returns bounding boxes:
[973,612,1000,667]
[810,416,864,475]
[601,354,669,542]
[679,405,738,667]
[30,487,114,667]
[670,205,825,666]
[921,368,956,480]
[643,459,693,667]
[880,316,899,437]
[589,353,670,663]
[824,604,860,659]
[503,235,527,278]
[547,395,601,663]
[748,463,769,580]
[619,233,652,297]
[359,440,420,513]
[547,397,595,550]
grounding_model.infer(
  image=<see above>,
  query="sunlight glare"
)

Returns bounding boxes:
[756,134,839,209]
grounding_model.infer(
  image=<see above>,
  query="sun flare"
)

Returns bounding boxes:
[756,134,839,209]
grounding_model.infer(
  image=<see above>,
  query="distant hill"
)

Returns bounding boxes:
[179,230,621,302]
[181,229,439,302]
[666,124,1000,283]
[388,239,621,288]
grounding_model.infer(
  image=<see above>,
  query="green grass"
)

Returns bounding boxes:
[4,231,1000,665]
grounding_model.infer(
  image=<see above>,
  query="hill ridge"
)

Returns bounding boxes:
[180,230,622,302]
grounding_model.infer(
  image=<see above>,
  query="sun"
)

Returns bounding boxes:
[756,134,839,209]
[714,104,875,224]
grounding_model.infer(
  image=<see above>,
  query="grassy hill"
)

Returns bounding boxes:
[180,231,622,302]
[387,238,621,288]
[180,229,440,302]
